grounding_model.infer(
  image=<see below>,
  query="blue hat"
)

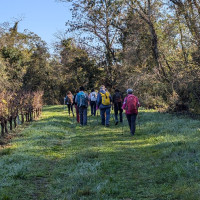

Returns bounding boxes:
[127,88,133,94]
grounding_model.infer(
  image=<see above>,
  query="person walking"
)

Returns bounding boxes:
[75,86,89,126]
[65,91,74,116]
[97,85,112,127]
[89,89,97,116]
[73,90,80,123]
[112,89,123,125]
[122,89,140,136]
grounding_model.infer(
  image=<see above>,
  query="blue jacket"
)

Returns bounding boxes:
[97,89,112,109]
[75,91,89,107]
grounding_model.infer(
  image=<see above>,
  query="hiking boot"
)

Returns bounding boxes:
[115,121,118,125]
[106,124,109,127]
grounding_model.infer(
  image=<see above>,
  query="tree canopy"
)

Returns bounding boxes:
[0,0,200,113]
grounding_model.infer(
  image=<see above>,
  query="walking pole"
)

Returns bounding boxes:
[121,113,123,134]
[121,113,124,134]
[72,112,74,127]
[97,109,100,125]
[112,112,115,125]
[80,109,83,127]
[137,112,141,130]
[112,103,115,125]
[88,109,90,126]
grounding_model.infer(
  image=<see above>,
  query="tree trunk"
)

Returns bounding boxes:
[29,110,32,121]
[27,113,30,122]
[21,113,24,124]
[1,120,5,136]
[26,113,28,122]
[5,120,8,134]
[14,117,17,128]
[9,117,13,130]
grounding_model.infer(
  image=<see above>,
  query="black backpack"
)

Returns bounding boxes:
[114,92,122,104]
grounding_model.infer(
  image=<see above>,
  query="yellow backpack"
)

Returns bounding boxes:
[100,91,110,105]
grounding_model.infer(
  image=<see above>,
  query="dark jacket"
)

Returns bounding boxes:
[112,92,123,105]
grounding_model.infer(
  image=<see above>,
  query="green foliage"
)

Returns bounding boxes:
[1,46,27,90]
[1,4,199,112]
[56,38,102,96]
[0,58,9,92]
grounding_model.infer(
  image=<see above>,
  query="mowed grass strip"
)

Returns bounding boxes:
[0,105,200,200]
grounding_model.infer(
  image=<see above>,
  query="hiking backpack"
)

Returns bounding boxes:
[79,93,88,107]
[67,95,73,104]
[100,91,110,105]
[90,92,97,101]
[114,92,122,104]
[126,95,138,114]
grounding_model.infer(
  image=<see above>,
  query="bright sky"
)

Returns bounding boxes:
[0,0,72,52]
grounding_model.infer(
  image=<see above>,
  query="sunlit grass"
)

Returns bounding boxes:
[0,105,200,200]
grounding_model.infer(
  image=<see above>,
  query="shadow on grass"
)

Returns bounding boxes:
[1,106,200,199]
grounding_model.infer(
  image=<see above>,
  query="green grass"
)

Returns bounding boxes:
[0,105,200,200]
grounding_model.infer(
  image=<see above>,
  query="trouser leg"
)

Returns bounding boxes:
[75,105,79,123]
[93,102,96,116]
[83,107,87,125]
[105,108,111,126]
[100,109,105,125]
[79,107,83,125]
[71,105,74,115]
[119,109,123,122]
[67,104,70,115]
[90,102,93,115]
[126,114,131,131]
[114,105,118,123]
[130,114,137,135]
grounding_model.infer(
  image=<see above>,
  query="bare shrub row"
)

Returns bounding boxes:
[0,91,43,136]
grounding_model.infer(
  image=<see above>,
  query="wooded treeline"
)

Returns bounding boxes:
[0,0,199,114]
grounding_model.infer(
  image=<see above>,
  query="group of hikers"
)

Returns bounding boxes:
[64,85,140,136]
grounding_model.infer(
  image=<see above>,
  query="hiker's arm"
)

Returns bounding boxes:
[97,93,101,107]
[109,94,112,103]
[122,97,126,110]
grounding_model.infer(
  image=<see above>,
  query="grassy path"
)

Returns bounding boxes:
[0,105,200,200]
